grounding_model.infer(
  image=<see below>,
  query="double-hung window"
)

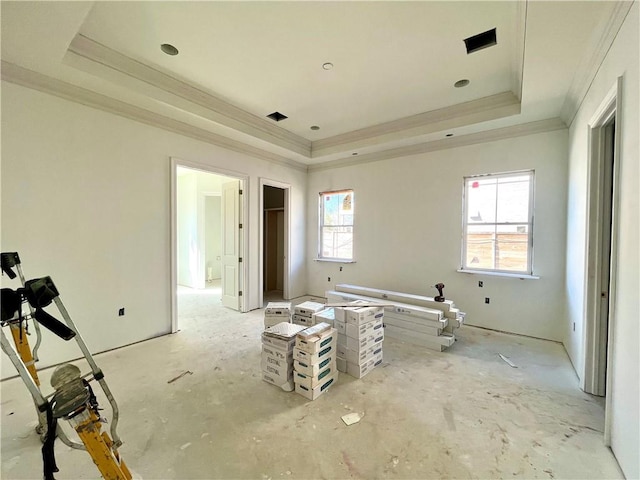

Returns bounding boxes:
[318,190,354,261]
[462,170,534,275]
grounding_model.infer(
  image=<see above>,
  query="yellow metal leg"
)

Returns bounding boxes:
[9,323,40,386]
[70,409,131,480]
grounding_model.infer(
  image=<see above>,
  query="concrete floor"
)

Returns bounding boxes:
[0,290,623,479]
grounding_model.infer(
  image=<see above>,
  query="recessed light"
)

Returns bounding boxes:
[161,43,179,56]
[310,125,320,131]
[446,133,454,137]
[454,79,470,88]
[322,63,333,70]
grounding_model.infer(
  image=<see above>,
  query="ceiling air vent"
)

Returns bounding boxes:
[266,111,288,122]
[464,28,497,54]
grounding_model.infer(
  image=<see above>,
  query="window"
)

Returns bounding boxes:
[319,190,354,261]
[462,170,534,274]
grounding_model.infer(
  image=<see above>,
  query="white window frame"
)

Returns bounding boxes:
[317,189,355,262]
[460,170,536,277]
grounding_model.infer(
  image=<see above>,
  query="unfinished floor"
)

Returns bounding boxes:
[0,290,623,479]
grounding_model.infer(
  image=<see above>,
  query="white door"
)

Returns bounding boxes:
[221,180,241,310]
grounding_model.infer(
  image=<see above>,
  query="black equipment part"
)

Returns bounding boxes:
[1,252,21,279]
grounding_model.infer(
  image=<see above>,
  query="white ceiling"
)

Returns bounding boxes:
[0,1,623,168]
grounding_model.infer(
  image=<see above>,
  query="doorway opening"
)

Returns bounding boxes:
[260,179,291,307]
[583,78,622,446]
[171,159,248,332]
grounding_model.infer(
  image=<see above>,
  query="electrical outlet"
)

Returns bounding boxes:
[478,281,483,287]
[339,266,343,272]
[484,297,490,304]
[118,308,125,316]
[573,322,576,332]
[328,277,331,282]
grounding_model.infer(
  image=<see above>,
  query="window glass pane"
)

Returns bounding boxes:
[322,191,354,226]
[496,178,530,223]
[465,224,495,269]
[321,226,353,259]
[466,179,496,223]
[495,225,529,271]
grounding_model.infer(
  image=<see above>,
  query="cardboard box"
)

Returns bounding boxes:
[261,361,293,383]
[294,301,325,317]
[295,328,337,354]
[345,305,384,326]
[262,372,294,392]
[262,323,306,350]
[346,317,383,339]
[294,356,334,377]
[261,350,292,370]
[312,308,335,326]
[347,351,383,379]
[293,362,336,389]
[336,356,347,373]
[292,314,315,327]
[346,330,384,351]
[295,373,337,400]
[264,315,290,328]
[333,307,346,322]
[265,302,292,316]
[344,341,383,365]
[335,319,347,335]
[261,344,292,361]
[337,332,347,346]
[293,344,333,364]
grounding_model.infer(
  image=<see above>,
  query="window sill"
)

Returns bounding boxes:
[457,269,540,280]
[315,258,356,264]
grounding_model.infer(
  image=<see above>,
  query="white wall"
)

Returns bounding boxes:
[564,4,638,478]
[307,129,568,342]
[0,81,307,379]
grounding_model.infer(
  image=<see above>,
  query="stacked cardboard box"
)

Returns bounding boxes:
[262,322,306,391]
[326,284,465,352]
[264,302,292,328]
[293,323,338,400]
[312,307,335,328]
[292,301,325,327]
[334,302,384,378]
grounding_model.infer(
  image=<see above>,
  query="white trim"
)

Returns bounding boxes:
[1,61,308,173]
[314,258,356,264]
[67,34,312,157]
[560,2,633,126]
[581,78,622,448]
[312,92,521,157]
[170,157,250,334]
[511,0,527,101]
[457,269,539,280]
[308,118,567,172]
[259,178,292,306]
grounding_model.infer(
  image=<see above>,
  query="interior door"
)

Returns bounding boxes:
[221,180,241,310]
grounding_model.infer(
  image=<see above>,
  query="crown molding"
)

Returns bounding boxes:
[1,61,308,173]
[311,91,521,157]
[67,34,312,157]
[560,1,634,126]
[308,117,567,173]
[512,0,528,101]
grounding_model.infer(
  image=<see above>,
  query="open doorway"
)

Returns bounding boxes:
[260,179,290,307]
[583,78,622,446]
[171,159,248,332]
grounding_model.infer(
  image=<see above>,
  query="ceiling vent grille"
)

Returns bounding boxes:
[464,28,497,54]
[266,111,288,122]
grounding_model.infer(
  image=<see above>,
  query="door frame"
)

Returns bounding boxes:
[170,157,249,333]
[582,77,622,445]
[259,178,291,306]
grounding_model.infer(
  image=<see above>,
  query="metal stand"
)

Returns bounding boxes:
[1,252,131,479]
